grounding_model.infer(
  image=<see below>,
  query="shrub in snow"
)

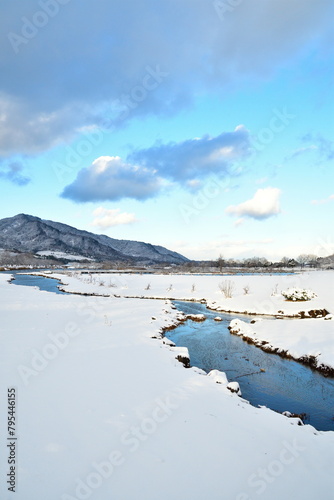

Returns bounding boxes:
[219,280,235,298]
[281,287,317,302]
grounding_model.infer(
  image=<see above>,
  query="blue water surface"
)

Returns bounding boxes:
[167,300,334,432]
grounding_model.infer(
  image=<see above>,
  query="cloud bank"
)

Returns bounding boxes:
[1,0,332,157]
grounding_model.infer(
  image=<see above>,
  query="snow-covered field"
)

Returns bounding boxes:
[1,271,334,499]
[46,269,333,317]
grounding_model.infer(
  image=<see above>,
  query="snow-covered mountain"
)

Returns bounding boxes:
[0,214,188,264]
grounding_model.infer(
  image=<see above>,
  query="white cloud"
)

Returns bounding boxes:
[92,207,137,229]
[311,194,334,205]
[62,156,162,202]
[226,187,281,220]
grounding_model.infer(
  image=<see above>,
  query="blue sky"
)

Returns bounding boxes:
[1,0,333,261]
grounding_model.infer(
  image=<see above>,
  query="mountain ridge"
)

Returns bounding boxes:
[0,214,188,264]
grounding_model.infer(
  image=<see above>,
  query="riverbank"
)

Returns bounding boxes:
[229,316,334,377]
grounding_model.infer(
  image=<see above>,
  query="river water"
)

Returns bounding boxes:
[167,300,334,432]
[7,271,334,431]
[9,271,65,294]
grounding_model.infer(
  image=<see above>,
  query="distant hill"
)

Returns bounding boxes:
[0,214,188,264]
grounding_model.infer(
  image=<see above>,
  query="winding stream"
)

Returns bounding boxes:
[6,271,334,431]
[168,301,334,432]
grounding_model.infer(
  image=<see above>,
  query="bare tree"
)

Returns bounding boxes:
[216,254,225,273]
[305,254,319,268]
[297,254,310,269]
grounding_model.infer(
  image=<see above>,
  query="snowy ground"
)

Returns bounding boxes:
[1,271,334,499]
[43,269,333,317]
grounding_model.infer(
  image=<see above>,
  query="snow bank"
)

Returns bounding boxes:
[208,369,229,386]
[229,317,334,374]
